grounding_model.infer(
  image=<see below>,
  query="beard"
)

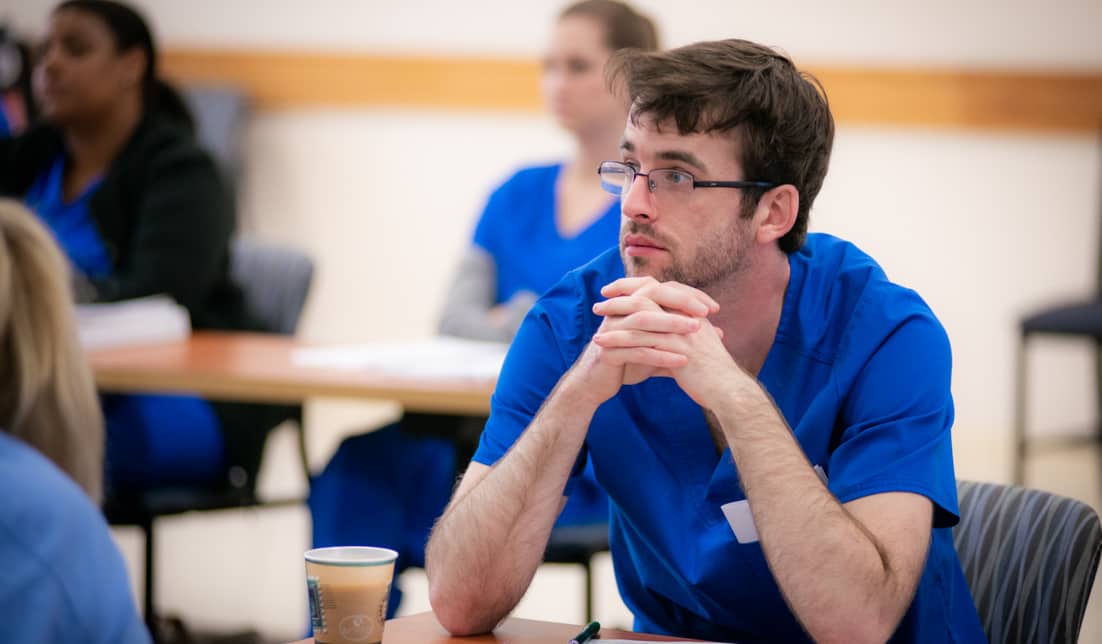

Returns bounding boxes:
[619,218,753,289]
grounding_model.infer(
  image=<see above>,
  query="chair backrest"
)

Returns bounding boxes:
[230,237,314,335]
[953,479,1102,643]
[182,85,249,188]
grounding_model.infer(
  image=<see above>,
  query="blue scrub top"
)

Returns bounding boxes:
[473,233,986,643]
[23,155,112,279]
[472,163,620,303]
[0,433,151,643]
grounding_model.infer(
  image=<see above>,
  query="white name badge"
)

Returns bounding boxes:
[721,499,759,544]
[722,465,829,545]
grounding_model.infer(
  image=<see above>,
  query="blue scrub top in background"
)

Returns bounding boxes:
[23,155,113,279]
[472,163,620,303]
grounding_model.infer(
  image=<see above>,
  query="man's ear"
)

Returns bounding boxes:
[753,184,799,246]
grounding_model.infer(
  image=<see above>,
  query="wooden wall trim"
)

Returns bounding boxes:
[162,48,1102,133]
[807,66,1101,134]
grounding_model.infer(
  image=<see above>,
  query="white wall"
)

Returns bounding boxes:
[9,0,1102,68]
[7,0,1101,457]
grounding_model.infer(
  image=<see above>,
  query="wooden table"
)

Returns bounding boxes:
[89,331,495,414]
[289,611,696,643]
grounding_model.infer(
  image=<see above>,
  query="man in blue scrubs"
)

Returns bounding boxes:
[425,39,985,643]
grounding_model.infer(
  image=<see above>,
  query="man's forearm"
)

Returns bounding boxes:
[713,391,911,643]
[426,373,597,635]
[429,274,714,634]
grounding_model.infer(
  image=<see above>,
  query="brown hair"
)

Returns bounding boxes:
[0,199,104,501]
[560,0,659,52]
[608,39,834,253]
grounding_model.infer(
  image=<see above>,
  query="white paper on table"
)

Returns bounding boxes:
[77,294,191,350]
[291,336,508,380]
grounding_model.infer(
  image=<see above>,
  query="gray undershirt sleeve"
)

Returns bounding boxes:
[437,246,537,343]
[71,268,98,304]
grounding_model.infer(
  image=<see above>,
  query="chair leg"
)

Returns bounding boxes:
[141,515,157,639]
[295,417,311,484]
[583,560,594,624]
[1013,336,1029,486]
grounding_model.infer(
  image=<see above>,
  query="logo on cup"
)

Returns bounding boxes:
[307,576,326,634]
[339,614,376,641]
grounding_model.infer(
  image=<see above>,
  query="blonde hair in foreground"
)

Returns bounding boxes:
[0,198,104,501]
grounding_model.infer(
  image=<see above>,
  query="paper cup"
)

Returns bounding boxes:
[305,546,398,644]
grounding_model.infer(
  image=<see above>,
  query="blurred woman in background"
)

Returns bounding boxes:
[439,0,658,340]
[0,0,257,496]
[0,198,149,643]
[309,0,659,618]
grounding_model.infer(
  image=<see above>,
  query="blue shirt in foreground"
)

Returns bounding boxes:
[0,433,151,644]
[473,233,986,643]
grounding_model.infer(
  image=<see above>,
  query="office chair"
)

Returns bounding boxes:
[543,522,610,623]
[1014,301,1102,485]
[953,480,1102,643]
[103,237,314,638]
[1013,131,1102,485]
[182,85,249,190]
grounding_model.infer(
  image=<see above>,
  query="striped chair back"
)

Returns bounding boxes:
[953,480,1102,643]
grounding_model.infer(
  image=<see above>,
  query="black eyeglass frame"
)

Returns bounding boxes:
[597,160,775,195]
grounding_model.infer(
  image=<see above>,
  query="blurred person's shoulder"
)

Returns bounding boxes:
[107,113,229,216]
[493,162,562,198]
[0,432,151,644]
[124,113,218,172]
[476,162,562,232]
[0,431,100,536]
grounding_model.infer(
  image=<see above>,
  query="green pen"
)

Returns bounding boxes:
[569,620,601,644]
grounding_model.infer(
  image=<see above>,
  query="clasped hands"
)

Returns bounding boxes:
[571,276,745,408]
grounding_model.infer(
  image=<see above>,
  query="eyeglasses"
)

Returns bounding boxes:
[597,160,774,201]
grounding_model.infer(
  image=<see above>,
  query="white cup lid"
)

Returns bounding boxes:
[304,546,398,567]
